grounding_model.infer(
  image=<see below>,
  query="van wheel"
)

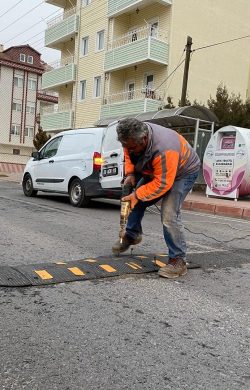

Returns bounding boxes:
[69,178,90,207]
[22,174,38,197]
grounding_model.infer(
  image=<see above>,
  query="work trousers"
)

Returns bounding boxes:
[126,171,199,259]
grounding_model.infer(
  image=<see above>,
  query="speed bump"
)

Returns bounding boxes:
[0,254,201,287]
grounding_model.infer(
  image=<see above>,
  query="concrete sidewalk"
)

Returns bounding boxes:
[1,171,250,220]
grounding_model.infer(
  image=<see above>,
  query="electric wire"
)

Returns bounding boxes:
[161,49,186,102]
[192,34,250,53]
[4,9,61,44]
[146,204,250,246]
[0,0,44,34]
[0,0,25,19]
[154,52,186,92]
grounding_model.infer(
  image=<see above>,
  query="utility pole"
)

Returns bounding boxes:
[181,36,193,107]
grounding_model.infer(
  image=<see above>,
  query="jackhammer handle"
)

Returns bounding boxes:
[122,183,134,197]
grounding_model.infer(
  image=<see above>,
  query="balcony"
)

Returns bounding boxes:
[108,0,172,17]
[37,90,58,103]
[100,89,163,118]
[45,8,79,49]
[45,0,67,7]
[41,57,76,90]
[104,26,169,72]
[41,103,74,132]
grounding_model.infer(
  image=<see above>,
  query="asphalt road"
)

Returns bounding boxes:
[0,181,249,390]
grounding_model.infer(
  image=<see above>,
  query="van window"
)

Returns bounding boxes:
[57,133,95,156]
[103,124,121,151]
[40,136,62,159]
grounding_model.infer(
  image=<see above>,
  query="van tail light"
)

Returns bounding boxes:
[93,152,103,171]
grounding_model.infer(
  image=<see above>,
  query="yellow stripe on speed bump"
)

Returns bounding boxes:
[154,260,166,268]
[35,270,53,280]
[68,267,85,276]
[157,254,168,257]
[135,256,148,259]
[126,262,142,270]
[55,262,67,265]
[99,265,116,273]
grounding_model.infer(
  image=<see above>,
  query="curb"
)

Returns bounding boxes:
[183,200,250,220]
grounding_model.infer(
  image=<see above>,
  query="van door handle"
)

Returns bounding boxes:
[49,159,54,163]
[110,152,118,158]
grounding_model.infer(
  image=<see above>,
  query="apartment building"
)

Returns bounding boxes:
[42,0,250,133]
[0,45,58,172]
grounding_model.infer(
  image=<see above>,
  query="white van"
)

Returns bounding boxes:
[22,127,122,207]
[100,121,124,191]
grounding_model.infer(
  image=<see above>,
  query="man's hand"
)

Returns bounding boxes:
[122,192,138,210]
[123,174,136,188]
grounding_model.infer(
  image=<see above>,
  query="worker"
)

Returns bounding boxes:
[112,118,200,279]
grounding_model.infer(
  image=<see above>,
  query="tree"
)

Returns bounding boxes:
[33,114,51,150]
[207,84,250,128]
[163,96,175,109]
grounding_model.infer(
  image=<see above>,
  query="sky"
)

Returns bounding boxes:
[0,0,61,64]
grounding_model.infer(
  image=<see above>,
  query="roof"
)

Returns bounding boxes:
[3,45,41,56]
[95,105,219,128]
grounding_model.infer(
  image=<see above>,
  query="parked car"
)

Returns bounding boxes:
[22,127,122,207]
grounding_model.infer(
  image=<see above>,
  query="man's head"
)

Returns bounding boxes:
[116,118,149,156]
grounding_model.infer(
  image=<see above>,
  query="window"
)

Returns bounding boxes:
[27,55,33,64]
[20,53,26,62]
[28,78,36,90]
[81,36,89,56]
[11,125,21,135]
[96,30,105,51]
[79,80,87,100]
[40,136,62,159]
[127,82,135,100]
[13,149,20,155]
[26,103,35,114]
[14,75,23,88]
[82,0,91,6]
[12,102,22,112]
[24,126,34,138]
[93,76,101,98]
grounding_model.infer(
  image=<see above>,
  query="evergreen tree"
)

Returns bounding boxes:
[207,84,250,128]
[33,115,51,150]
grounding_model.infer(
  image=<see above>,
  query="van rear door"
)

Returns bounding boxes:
[100,122,123,189]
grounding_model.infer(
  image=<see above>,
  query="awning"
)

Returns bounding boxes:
[95,105,219,128]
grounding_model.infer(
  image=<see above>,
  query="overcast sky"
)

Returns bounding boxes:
[0,0,61,64]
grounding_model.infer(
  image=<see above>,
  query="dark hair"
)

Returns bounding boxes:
[116,118,148,145]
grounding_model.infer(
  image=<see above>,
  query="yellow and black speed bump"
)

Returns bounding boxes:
[0,254,201,287]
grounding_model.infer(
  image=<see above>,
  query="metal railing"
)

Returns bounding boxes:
[47,7,77,28]
[41,102,72,115]
[48,56,74,69]
[37,90,58,97]
[107,26,168,51]
[103,88,163,105]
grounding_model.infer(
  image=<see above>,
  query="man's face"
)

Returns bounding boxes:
[123,136,148,156]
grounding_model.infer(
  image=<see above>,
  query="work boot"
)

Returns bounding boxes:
[158,257,187,279]
[112,234,142,255]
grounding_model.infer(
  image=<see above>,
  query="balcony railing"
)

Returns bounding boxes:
[47,7,76,28]
[42,57,76,90]
[103,88,163,105]
[101,88,163,118]
[41,102,72,115]
[41,103,74,131]
[108,26,167,50]
[45,8,79,49]
[105,26,169,71]
[49,56,74,69]
[108,0,172,18]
